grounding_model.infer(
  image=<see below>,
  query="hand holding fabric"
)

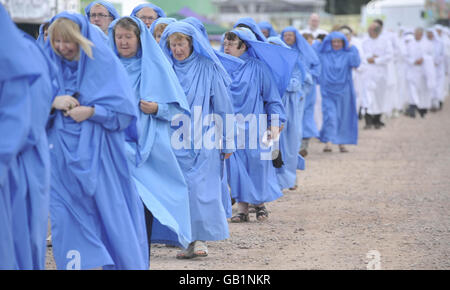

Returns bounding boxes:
[140,100,158,114]
[52,95,80,112]
[66,106,95,123]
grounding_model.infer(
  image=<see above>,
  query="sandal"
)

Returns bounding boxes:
[193,241,208,257]
[176,242,195,259]
[230,213,249,223]
[323,146,332,153]
[339,145,348,153]
[255,206,269,221]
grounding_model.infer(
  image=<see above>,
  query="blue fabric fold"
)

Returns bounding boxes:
[234,17,267,42]
[259,21,278,37]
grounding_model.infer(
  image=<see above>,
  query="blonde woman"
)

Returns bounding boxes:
[45,12,148,270]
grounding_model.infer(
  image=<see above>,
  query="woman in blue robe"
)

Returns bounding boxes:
[222,28,289,222]
[234,18,268,42]
[131,3,166,19]
[281,27,321,157]
[267,36,307,190]
[84,1,119,37]
[317,32,360,152]
[181,17,244,218]
[109,16,192,252]
[259,21,278,38]
[44,12,148,270]
[150,17,177,39]
[159,22,235,259]
[0,4,55,269]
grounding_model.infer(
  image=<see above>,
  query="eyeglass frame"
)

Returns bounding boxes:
[89,13,112,19]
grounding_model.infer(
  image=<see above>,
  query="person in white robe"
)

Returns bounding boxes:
[404,27,435,118]
[360,22,394,129]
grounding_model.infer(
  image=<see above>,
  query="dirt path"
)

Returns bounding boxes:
[46,104,450,270]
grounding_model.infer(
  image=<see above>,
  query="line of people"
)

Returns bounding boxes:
[1,1,448,270]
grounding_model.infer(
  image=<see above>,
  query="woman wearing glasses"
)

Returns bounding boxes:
[131,3,166,29]
[84,1,119,35]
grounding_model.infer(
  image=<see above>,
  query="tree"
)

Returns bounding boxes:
[325,0,372,15]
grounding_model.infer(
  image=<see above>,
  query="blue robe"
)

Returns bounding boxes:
[318,32,360,145]
[84,1,120,19]
[281,27,321,139]
[181,17,244,218]
[130,3,166,19]
[224,28,287,205]
[258,21,278,37]
[267,36,306,188]
[45,12,148,270]
[109,17,192,249]
[160,22,235,241]
[0,5,54,269]
[149,17,177,36]
[234,17,268,42]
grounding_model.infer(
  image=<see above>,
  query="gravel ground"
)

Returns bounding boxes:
[46,104,450,270]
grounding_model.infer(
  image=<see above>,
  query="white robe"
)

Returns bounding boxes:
[300,27,329,39]
[404,37,435,109]
[361,34,394,115]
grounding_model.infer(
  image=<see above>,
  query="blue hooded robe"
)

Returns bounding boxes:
[0,4,55,270]
[149,17,177,36]
[84,1,120,19]
[181,17,244,218]
[234,17,268,42]
[44,12,148,270]
[317,32,360,145]
[130,3,166,20]
[223,28,289,205]
[258,21,278,37]
[160,22,235,241]
[267,36,307,189]
[109,16,192,249]
[281,27,321,139]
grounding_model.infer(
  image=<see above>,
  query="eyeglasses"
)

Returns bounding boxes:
[223,41,239,48]
[138,16,156,22]
[90,13,111,19]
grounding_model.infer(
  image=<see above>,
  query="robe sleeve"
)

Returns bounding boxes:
[90,104,134,132]
[210,71,235,154]
[374,41,393,65]
[0,78,32,183]
[154,102,184,123]
[260,63,287,126]
[349,46,361,69]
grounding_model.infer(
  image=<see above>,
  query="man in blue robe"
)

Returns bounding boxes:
[85,1,119,35]
[130,3,166,29]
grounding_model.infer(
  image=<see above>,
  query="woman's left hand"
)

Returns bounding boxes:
[140,100,158,115]
[67,106,95,123]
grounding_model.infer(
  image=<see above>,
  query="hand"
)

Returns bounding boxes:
[415,58,423,65]
[140,100,158,114]
[66,106,94,123]
[52,95,80,112]
[268,126,281,141]
[223,153,233,160]
[367,57,375,64]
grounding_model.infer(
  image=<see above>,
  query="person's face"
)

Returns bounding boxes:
[136,7,158,28]
[283,31,296,46]
[261,29,270,38]
[331,38,344,51]
[309,15,320,30]
[89,5,113,33]
[155,32,163,43]
[426,31,434,40]
[415,29,423,41]
[223,38,246,58]
[43,28,49,42]
[114,26,139,58]
[52,34,79,61]
[368,24,380,39]
[169,36,192,61]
